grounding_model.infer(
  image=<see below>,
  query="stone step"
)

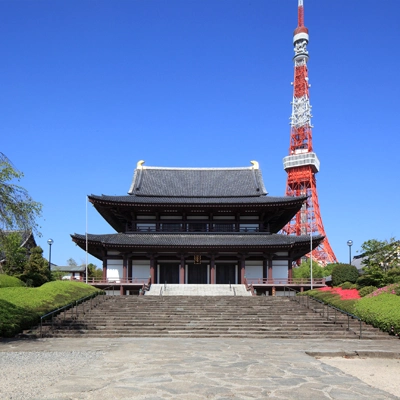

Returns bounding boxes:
[36,295,393,340]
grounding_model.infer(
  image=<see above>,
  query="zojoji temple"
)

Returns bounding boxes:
[71,160,325,295]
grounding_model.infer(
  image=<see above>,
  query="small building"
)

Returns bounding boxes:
[71,161,324,294]
[51,264,86,280]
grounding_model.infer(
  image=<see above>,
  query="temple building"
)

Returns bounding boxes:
[71,160,324,294]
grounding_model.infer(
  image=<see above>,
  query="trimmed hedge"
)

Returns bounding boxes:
[354,293,400,335]
[305,288,357,314]
[359,286,377,297]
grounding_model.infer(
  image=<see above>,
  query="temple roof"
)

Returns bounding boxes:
[128,161,267,198]
[89,194,306,206]
[71,232,324,261]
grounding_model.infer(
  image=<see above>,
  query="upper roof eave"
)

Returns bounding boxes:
[88,194,307,207]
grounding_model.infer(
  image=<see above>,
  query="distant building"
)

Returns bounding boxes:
[51,264,86,280]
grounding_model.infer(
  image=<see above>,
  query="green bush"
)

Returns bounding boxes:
[340,282,353,289]
[358,286,377,297]
[354,293,400,335]
[332,264,359,286]
[0,274,25,288]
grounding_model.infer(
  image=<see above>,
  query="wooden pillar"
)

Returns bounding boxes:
[268,255,273,283]
[102,249,107,281]
[122,254,128,283]
[210,254,215,284]
[150,255,156,284]
[288,259,293,282]
[263,256,268,283]
[179,254,185,284]
[128,258,133,282]
[240,254,246,284]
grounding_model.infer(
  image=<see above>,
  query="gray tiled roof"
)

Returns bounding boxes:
[72,232,323,248]
[127,164,267,197]
[89,194,306,206]
[51,265,86,273]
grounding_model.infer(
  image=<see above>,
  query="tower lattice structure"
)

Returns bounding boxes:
[282,0,337,265]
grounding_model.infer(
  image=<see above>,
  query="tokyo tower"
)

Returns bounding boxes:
[282,0,337,264]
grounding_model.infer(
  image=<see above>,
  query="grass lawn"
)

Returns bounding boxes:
[0,279,101,338]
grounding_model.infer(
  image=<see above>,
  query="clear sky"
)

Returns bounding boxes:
[1,0,399,267]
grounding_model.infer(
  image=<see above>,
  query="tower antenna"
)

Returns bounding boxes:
[282,0,337,265]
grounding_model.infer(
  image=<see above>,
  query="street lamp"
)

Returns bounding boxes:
[347,240,353,265]
[47,238,54,272]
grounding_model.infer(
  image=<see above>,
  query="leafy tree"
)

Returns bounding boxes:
[331,263,359,286]
[19,246,51,287]
[87,263,102,279]
[0,232,27,275]
[0,153,42,235]
[360,238,399,272]
[67,258,78,267]
[293,259,329,279]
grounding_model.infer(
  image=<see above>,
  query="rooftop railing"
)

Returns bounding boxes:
[246,278,326,286]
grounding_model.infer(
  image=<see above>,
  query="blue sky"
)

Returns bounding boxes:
[1,0,399,266]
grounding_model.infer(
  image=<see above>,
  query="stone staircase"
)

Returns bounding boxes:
[37,294,393,340]
[146,284,251,296]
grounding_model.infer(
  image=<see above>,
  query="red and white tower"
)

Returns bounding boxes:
[282,0,337,264]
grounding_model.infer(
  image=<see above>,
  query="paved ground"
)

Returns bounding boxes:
[1,337,400,399]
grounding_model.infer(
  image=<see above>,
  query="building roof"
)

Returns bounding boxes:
[128,161,267,198]
[72,232,324,261]
[89,194,306,206]
[51,265,86,273]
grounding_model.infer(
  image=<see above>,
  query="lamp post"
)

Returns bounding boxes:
[47,238,54,273]
[347,240,353,265]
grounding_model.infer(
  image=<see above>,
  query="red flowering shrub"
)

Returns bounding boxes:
[318,287,360,300]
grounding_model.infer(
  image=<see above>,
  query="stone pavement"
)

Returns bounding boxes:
[1,337,400,399]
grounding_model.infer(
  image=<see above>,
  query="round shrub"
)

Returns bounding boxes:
[340,282,353,289]
[359,286,377,297]
[332,264,359,286]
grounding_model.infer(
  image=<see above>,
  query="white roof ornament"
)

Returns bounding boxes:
[137,160,145,169]
[250,160,259,169]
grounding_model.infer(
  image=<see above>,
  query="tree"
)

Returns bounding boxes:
[331,264,359,286]
[87,263,102,279]
[0,232,27,276]
[360,238,399,272]
[0,153,42,235]
[67,258,78,267]
[293,259,328,279]
[20,246,51,287]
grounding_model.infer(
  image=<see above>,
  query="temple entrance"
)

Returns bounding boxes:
[216,263,236,284]
[159,264,179,284]
[187,264,208,284]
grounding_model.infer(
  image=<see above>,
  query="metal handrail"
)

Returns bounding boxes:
[39,288,112,338]
[283,286,363,339]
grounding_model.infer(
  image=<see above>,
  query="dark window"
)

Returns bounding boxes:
[161,223,182,232]
[213,223,234,232]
